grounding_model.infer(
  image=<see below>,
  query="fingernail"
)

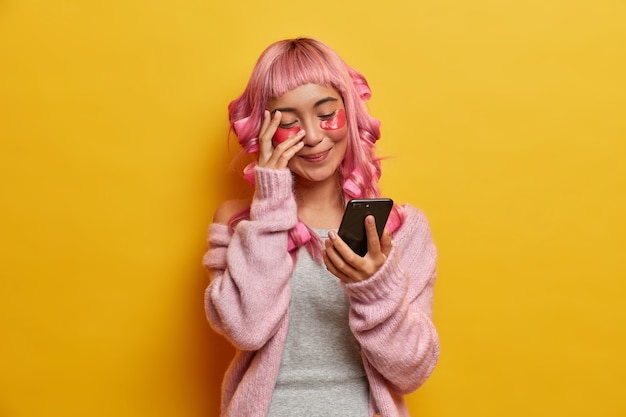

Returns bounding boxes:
[366,215,374,224]
[328,230,336,240]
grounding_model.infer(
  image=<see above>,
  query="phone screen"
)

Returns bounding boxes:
[337,198,393,256]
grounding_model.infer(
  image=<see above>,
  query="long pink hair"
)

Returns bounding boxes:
[227,38,404,259]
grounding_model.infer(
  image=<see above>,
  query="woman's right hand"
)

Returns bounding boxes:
[257,110,305,170]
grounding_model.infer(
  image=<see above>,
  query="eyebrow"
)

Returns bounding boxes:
[272,96,339,114]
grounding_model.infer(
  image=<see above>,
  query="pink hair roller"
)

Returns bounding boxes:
[287,221,312,252]
[233,116,260,154]
[243,162,256,185]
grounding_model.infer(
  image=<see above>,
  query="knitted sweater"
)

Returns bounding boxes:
[203,167,439,417]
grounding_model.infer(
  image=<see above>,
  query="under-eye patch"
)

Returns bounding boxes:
[272,126,301,143]
[320,108,346,130]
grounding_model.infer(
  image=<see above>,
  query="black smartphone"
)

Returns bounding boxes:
[337,198,394,257]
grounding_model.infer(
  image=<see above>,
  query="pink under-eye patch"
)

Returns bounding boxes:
[272,126,301,143]
[320,108,346,130]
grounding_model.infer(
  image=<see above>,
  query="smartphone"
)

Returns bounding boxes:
[337,198,393,257]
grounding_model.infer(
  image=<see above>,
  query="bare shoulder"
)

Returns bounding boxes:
[213,198,252,225]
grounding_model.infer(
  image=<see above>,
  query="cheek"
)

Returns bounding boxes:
[320,108,346,130]
[325,126,348,143]
[272,126,300,143]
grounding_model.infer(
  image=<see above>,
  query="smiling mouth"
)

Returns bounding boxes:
[299,150,330,163]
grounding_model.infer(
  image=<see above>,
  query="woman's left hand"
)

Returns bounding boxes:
[323,215,392,283]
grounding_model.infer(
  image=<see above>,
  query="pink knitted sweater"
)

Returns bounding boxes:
[203,167,439,417]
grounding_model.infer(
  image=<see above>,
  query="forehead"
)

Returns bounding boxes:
[268,83,342,110]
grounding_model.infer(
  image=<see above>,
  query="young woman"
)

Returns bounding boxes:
[203,38,439,417]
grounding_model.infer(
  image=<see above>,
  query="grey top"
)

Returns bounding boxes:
[266,229,370,417]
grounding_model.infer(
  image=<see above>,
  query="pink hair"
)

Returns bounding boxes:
[227,38,405,259]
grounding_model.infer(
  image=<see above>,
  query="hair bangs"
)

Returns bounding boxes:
[264,43,348,99]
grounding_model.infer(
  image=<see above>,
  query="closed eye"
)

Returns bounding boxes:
[279,121,298,129]
[319,110,338,120]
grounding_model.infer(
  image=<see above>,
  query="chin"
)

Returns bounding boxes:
[291,165,341,184]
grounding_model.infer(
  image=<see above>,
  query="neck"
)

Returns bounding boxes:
[294,174,345,229]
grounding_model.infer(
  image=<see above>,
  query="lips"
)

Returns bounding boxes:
[299,149,330,163]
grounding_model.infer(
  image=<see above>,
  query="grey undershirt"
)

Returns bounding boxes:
[266,229,370,417]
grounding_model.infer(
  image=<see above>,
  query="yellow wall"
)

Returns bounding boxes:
[1,0,625,416]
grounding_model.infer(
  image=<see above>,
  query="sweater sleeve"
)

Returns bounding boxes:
[203,167,297,351]
[342,205,439,394]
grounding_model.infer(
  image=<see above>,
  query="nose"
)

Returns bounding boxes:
[301,119,324,147]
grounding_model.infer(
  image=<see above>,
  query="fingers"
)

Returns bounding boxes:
[258,110,305,169]
[364,215,393,257]
[364,215,382,255]
[323,233,359,282]
[324,230,373,283]
[274,132,305,165]
[380,229,392,256]
[257,110,277,159]
[324,217,391,283]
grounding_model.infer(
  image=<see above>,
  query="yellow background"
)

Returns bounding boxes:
[1,0,625,416]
